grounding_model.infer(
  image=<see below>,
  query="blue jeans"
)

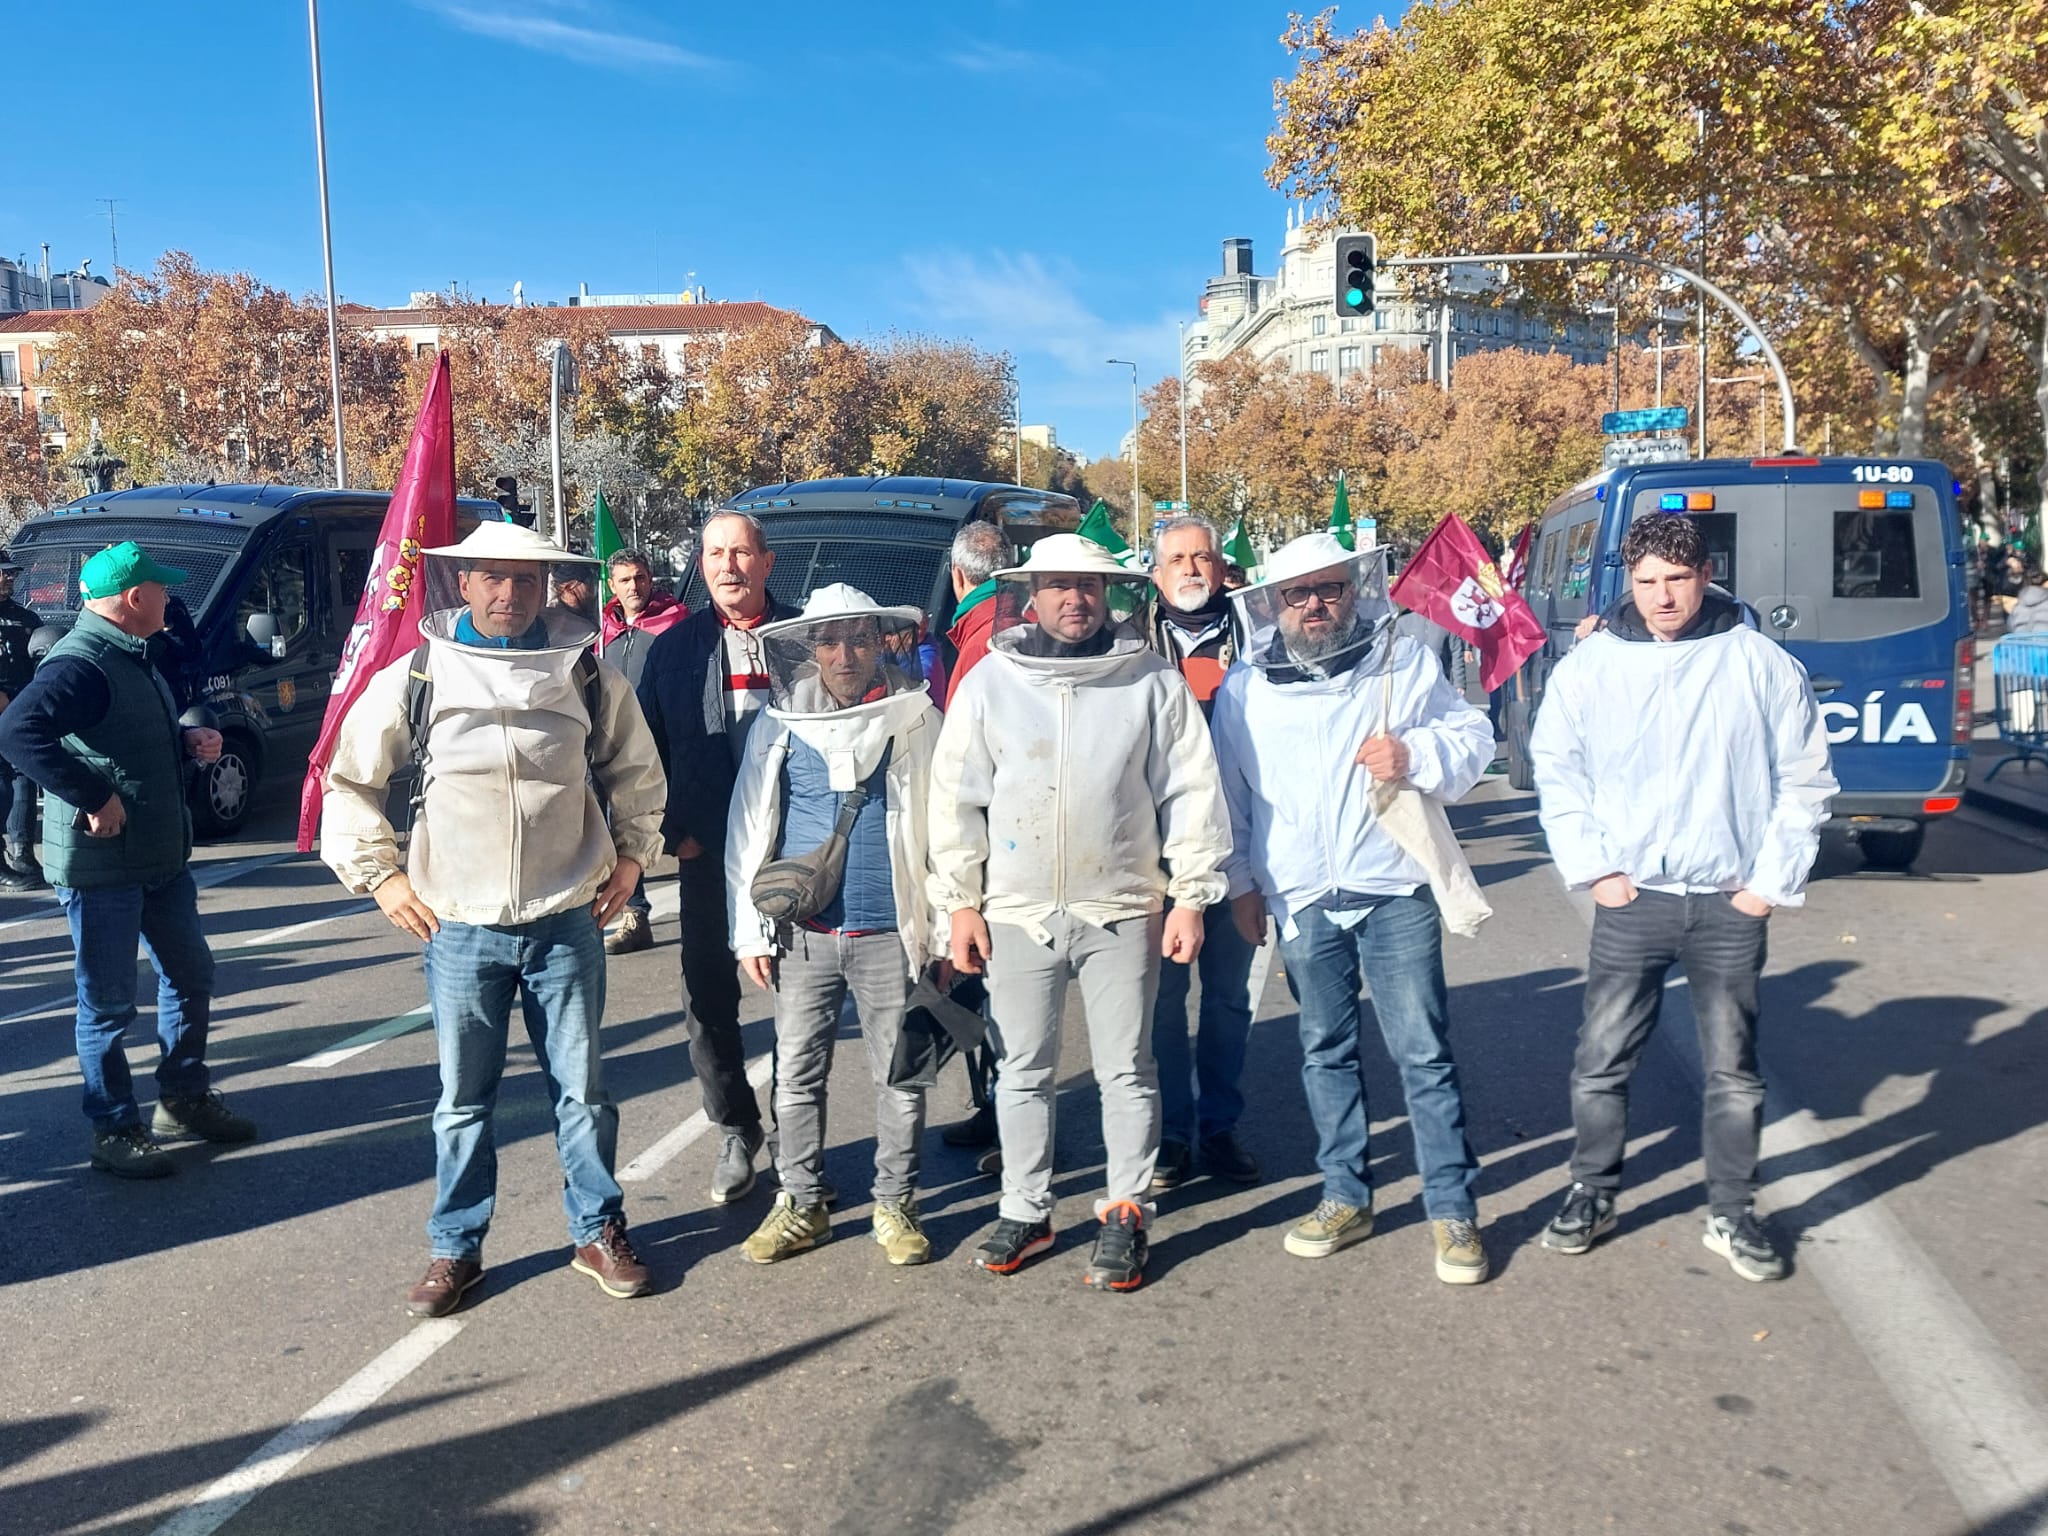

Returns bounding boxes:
[1276,893,1477,1219]
[422,908,623,1260]
[0,754,33,847]
[57,871,216,1131]
[1151,900,1256,1145]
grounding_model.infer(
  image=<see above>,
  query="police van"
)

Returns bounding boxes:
[11,483,510,836]
[1503,455,1972,869]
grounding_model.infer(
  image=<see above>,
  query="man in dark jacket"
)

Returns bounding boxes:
[636,511,796,1203]
[1137,515,1261,1190]
[0,542,258,1178]
[0,548,44,888]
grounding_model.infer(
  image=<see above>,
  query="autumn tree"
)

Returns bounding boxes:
[0,401,53,520]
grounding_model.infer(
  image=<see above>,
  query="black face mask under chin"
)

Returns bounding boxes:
[1018,623,1115,658]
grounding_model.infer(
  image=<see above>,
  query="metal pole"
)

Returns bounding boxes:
[1177,321,1189,508]
[549,344,565,544]
[1106,358,1140,543]
[1656,312,1665,409]
[1014,367,1023,485]
[1612,303,1622,410]
[1379,250,1798,450]
[1696,107,1708,459]
[308,0,347,488]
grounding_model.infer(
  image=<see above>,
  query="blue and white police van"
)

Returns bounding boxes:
[1503,455,1973,869]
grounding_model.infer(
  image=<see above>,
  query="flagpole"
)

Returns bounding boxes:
[308,0,347,488]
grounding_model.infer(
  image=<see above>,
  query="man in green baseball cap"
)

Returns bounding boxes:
[0,539,254,1180]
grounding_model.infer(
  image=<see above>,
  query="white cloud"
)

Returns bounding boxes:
[945,42,1050,74]
[425,3,719,72]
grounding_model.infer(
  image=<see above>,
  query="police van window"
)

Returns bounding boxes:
[236,543,312,648]
[1692,513,1739,594]
[1561,519,1598,599]
[1535,530,1564,598]
[1832,510,1919,599]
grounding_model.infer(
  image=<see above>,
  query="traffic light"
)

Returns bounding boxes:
[1334,233,1377,318]
[492,475,535,528]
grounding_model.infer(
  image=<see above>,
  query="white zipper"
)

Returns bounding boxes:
[1052,684,1071,909]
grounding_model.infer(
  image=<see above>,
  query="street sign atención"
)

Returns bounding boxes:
[1601,405,1689,435]
[1602,434,1691,468]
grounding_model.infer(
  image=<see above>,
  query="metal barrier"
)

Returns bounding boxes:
[1987,635,2048,779]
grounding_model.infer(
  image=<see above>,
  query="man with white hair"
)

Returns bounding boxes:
[1136,515,1260,1191]
[1211,532,1496,1284]
[321,521,668,1317]
[929,533,1231,1293]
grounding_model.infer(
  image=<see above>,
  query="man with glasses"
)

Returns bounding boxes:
[598,549,687,955]
[1211,533,1496,1283]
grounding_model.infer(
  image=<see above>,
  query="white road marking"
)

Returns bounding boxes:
[1554,877,2048,1530]
[147,1319,465,1536]
[618,1051,775,1182]
[293,1006,432,1070]
[227,901,376,950]
[0,851,301,936]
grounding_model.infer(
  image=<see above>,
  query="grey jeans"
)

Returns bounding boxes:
[983,911,1164,1226]
[1570,889,1769,1216]
[770,927,926,1206]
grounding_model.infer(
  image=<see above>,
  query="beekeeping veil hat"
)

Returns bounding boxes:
[1231,531,1393,675]
[419,519,600,652]
[757,582,931,788]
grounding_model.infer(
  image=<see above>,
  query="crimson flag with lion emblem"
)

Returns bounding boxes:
[295,351,457,851]
[1390,514,1546,693]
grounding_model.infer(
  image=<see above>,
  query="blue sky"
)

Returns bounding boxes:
[4,1,1340,462]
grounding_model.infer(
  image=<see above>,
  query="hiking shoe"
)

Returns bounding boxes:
[1703,1208,1787,1282]
[603,908,653,955]
[975,1146,1003,1178]
[1151,1137,1192,1191]
[1199,1131,1261,1184]
[941,1103,998,1148]
[89,1125,175,1179]
[1082,1202,1148,1293]
[872,1199,931,1266]
[1283,1198,1372,1258]
[4,843,44,887]
[710,1125,765,1204]
[741,1191,830,1264]
[1433,1217,1490,1285]
[1541,1182,1618,1256]
[151,1091,258,1144]
[973,1216,1053,1274]
[407,1257,484,1317]
[0,861,36,891]
[572,1219,652,1298]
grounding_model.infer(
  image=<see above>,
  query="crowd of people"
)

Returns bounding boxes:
[0,502,1838,1310]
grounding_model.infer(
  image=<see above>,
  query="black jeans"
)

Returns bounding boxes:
[676,852,761,1132]
[1569,889,1768,1216]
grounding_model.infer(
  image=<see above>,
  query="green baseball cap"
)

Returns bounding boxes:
[80,540,189,600]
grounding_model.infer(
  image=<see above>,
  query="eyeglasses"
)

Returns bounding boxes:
[1278,580,1351,609]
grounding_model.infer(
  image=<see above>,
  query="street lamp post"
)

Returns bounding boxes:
[1176,322,1189,511]
[307,0,347,488]
[1107,358,1140,545]
[1710,373,1770,454]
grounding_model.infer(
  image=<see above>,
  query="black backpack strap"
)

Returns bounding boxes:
[575,649,603,768]
[399,645,433,845]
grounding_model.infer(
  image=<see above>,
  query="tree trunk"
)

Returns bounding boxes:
[1895,324,1935,458]
[2034,298,2048,540]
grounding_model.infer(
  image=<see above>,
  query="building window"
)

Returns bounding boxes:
[36,393,57,431]
[1337,345,1362,375]
[414,341,437,359]
[1373,309,1389,331]
[1369,345,1385,370]
[1309,349,1329,373]
[1311,314,1327,337]
[1339,316,1359,334]
[0,350,17,388]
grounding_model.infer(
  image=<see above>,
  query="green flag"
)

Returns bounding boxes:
[1222,518,1257,570]
[1327,473,1355,552]
[592,486,625,565]
[1075,499,1133,558]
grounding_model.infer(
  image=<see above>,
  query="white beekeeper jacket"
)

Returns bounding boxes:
[1528,599,1837,906]
[1211,631,1495,939]
[926,629,1231,941]
[725,696,946,975]
[320,606,668,926]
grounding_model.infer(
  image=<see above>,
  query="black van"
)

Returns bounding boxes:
[10,483,508,836]
[681,476,1084,628]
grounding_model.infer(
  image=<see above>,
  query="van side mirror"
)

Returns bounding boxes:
[246,613,286,658]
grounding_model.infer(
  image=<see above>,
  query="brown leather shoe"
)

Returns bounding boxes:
[572,1219,651,1299]
[407,1257,484,1318]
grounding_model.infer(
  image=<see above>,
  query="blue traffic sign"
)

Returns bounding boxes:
[1602,406,1690,434]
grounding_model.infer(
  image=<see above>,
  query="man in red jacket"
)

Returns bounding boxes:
[942,521,1007,708]
[599,549,687,955]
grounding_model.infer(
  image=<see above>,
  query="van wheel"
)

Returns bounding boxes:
[191,735,256,839]
[1858,824,1925,871]
[1505,700,1536,792]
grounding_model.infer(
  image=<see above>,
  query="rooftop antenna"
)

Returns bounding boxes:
[98,198,122,279]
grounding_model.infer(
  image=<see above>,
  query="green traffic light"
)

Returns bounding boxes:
[1345,286,1365,306]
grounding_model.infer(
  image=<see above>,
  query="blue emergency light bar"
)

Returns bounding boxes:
[1659,493,1686,511]
[1886,490,1913,508]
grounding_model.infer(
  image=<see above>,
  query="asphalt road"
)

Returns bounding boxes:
[3,771,2047,1536]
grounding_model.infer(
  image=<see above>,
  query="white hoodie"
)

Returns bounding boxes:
[321,608,668,926]
[926,627,1230,940]
[1529,618,1837,906]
